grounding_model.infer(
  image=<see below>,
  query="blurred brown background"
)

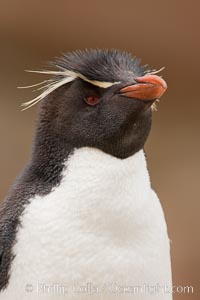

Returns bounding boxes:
[0,0,199,298]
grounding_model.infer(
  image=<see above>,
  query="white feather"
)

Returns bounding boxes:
[18,80,52,89]
[20,69,120,110]
[21,76,76,110]
[145,67,165,75]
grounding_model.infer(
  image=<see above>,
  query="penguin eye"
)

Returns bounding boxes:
[85,96,100,106]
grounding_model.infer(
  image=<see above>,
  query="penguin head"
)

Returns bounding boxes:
[29,49,167,159]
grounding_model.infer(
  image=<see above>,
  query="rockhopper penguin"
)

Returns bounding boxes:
[0,49,172,300]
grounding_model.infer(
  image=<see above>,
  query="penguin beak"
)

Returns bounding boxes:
[118,75,167,102]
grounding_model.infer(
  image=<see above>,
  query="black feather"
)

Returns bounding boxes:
[54,49,146,82]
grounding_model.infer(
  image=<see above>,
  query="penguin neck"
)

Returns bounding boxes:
[29,121,149,191]
[62,147,151,194]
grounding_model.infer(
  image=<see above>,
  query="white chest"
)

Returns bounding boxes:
[2,148,172,300]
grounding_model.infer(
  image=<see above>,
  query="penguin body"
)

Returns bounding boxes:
[0,49,172,299]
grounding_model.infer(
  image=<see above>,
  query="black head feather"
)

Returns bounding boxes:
[54,49,146,83]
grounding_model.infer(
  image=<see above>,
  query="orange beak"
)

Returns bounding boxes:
[119,74,167,101]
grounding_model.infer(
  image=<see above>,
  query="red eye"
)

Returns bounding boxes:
[85,96,100,106]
